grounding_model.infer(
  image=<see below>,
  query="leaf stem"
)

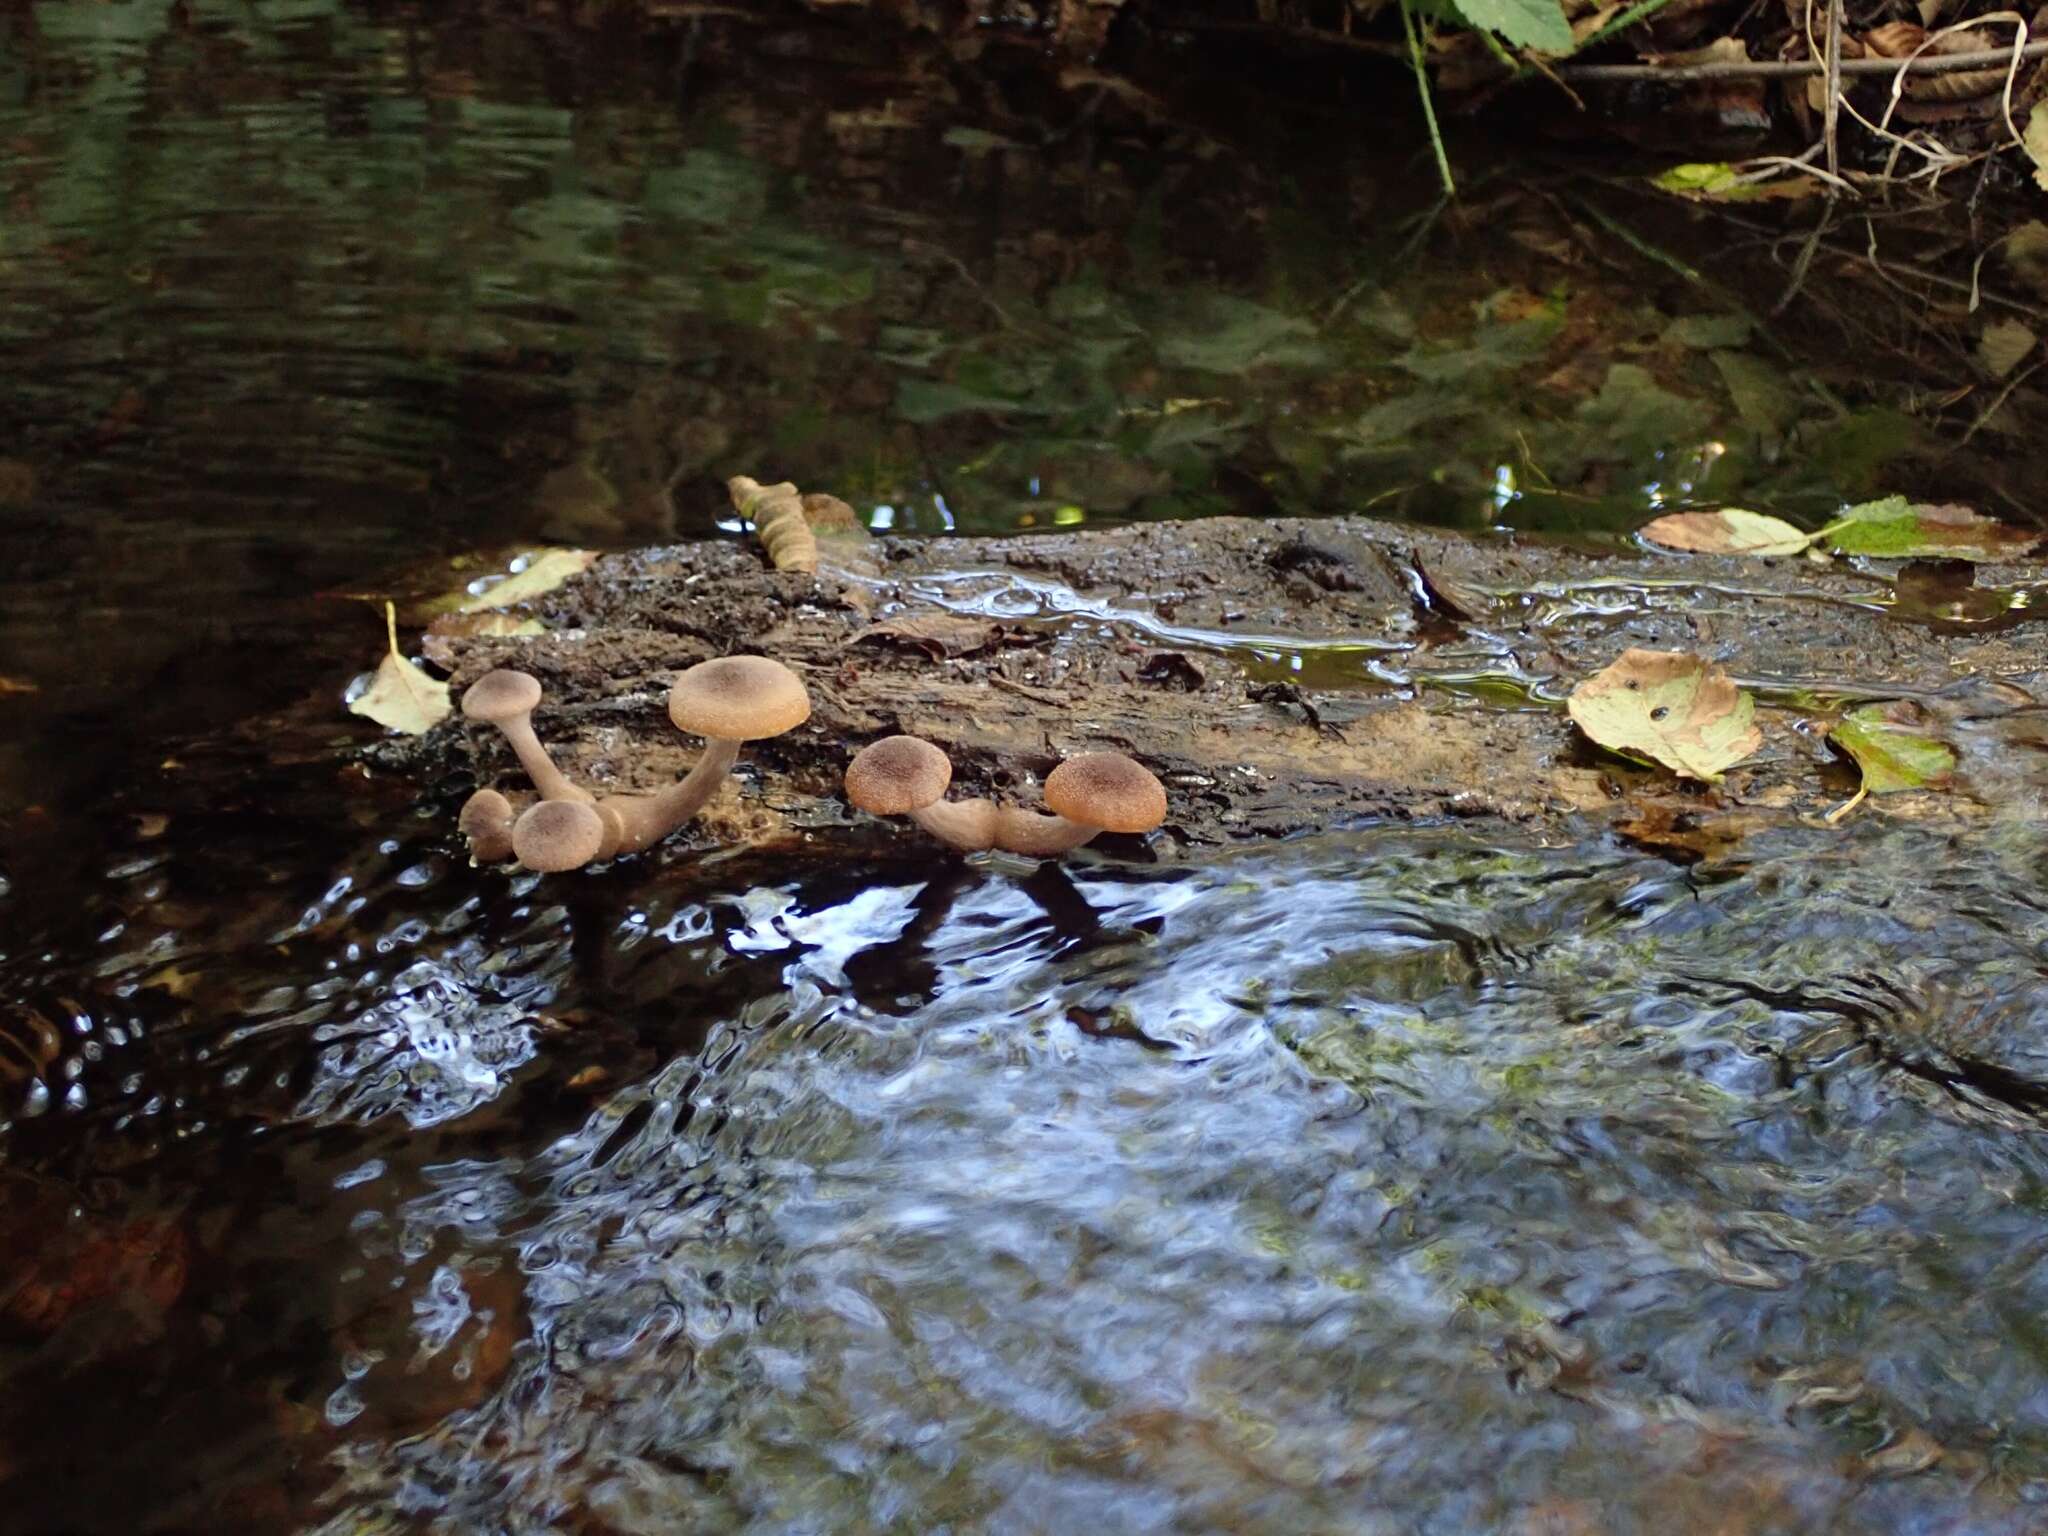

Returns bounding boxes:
[1400,0,1456,200]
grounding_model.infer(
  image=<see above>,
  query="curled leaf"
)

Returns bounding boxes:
[455,549,598,612]
[348,602,451,735]
[1639,509,1811,556]
[1828,701,1956,795]
[1821,497,2039,561]
[1567,649,1762,780]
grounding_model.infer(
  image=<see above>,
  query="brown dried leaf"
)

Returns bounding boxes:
[851,615,1008,661]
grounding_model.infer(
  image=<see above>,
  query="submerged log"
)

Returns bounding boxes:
[387,514,2048,854]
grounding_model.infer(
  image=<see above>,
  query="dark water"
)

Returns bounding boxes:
[5,4,2048,1533]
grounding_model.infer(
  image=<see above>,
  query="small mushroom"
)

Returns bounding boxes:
[843,735,999,852]
[457,788,517,863]
[461,670,593,805]
[511,799,607,873]
[595,655,811,856]
[994,752,1168,856]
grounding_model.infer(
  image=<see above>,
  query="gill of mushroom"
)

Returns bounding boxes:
[843,735,1000,852]
[594,655,812,856]
[460,670,593,804]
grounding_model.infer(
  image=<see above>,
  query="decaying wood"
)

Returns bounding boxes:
[387,515,2048,855]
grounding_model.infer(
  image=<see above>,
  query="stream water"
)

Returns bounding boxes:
[4,4,2048,1534]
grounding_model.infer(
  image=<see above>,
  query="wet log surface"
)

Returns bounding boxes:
[379,515,2048,856]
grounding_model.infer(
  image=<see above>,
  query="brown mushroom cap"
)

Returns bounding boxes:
[667,656,811,742]
[457,788,517,861]
[461,669,543,724]
[512,799,606,873]
[845,735,951,815]
[1043,752,1167,835]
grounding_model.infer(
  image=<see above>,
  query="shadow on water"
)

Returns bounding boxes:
[4,2,2048,1534]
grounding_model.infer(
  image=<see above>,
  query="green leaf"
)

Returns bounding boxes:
[1154,295,1329,374]
[1822,496,2040,561]
[1567,649,1762,781]
[1638,509,1811,556]
[1664,313,1753,350]
[1828,701,1956,795]
[1709,350,1803,437]
[1447,0,1574,51]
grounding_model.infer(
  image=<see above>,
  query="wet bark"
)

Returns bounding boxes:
[376,514,2048,856]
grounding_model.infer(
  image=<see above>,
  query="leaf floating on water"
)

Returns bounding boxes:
[455,549,598,612]
[1567,649,1762,781]
[1821,496,2039,561]
[1828,701,1956,796]
[348,602,451,735]
[1639,509,1811,556]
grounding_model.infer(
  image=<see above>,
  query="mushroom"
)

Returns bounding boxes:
[461,670,593,804]
[594,655,811,856]
[457,788,517,863]
[511,799,607,873]
[994,752,1168,856]
[843,735,999,852]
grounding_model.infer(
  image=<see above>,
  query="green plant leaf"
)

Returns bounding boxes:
[1638,509,1812,556]
[1828,701,1956,794]
[1821,496,2040,561]
[1448,0,1574,51]
[1567,649,1762,780]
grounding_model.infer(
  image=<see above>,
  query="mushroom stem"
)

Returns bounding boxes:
[495,714,594,804]
[908,796,1001,853]
[991,807,1100,857]
[598,738,741,856]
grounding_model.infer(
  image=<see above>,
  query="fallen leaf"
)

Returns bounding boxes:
[348,602,451,735]
[0,675,38,695]
[1977,319,2037,379]
[1639,509,1811,556]
[454,549,597,612]
[1616,802,1771,864]
[2025,101,2048,192]
[1821,496,2039,561]
[1828,700,1956,794]
[1568,649,1762,780]
[421,611,545,669]
[1649,162,1817,202]
[852,614,1008,660]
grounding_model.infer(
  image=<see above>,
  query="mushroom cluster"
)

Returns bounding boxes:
[844,735,1167,856]
[455,656,810,873]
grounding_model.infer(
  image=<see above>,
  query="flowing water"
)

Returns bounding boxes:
[5,5,2048,1534]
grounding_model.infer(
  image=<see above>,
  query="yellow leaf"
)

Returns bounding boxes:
[1977,319,2037,379]
[454,548,598,612]
[1567,649,1762,781]
[348,602,451,735]
[2026,102,2048,192]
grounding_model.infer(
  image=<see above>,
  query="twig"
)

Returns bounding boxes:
[1554,38,2048,79]
[1823,0,1843,184]
[1960,356,2045,445]
[1399,0,1456,199]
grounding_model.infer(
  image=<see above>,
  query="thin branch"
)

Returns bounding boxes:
[1554,37,2048,79]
